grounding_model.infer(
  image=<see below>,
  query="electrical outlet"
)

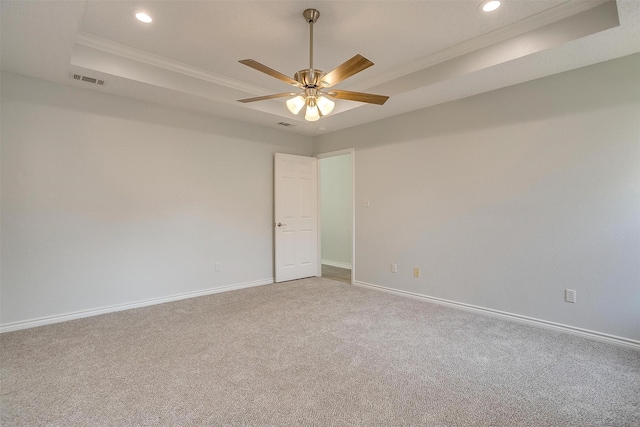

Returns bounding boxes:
[215,263,221,272]
[413,268,420,278]
[391,263,397,273]
[565,289,576,303]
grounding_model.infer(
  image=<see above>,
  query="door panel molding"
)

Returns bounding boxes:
[274,153,318,283]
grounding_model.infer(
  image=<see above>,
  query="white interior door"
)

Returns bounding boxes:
[274,153,318,283]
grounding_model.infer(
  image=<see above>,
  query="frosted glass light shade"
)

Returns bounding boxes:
[286,96,305,115]
[305,104,320,121]
[316,96,335,116]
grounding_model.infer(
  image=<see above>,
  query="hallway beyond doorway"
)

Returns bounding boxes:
[321,264,351,284]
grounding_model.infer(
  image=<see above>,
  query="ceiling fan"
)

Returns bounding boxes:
[237,8,389,122]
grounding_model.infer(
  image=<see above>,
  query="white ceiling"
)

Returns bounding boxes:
[2,0,639,136]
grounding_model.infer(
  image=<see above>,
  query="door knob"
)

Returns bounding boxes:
[276,222,286,227]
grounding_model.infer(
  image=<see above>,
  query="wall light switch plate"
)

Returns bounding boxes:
[363,200,370,208]
[413,268,420,278]
[391,263,397,273]
[215,263,221,272]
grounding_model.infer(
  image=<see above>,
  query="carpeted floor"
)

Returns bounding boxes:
[1,277,639,426]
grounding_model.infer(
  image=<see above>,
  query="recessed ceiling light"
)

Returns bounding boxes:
[134,11,153,23]
[480,0,501,12]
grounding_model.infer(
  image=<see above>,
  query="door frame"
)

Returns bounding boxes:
[315,148,356,284]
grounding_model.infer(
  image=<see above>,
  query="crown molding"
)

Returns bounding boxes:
[351,0,611,91]
[73,32,365,121]
[72,1,614,127]
[75,32,270,97]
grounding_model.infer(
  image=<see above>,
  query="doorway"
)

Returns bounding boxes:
[317,150,354,284]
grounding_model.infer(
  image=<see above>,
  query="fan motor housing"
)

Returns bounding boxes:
[294,69,326,88]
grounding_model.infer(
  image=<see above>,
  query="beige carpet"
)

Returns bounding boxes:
[1,277,639,426]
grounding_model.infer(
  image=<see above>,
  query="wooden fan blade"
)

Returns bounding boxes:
[239,59,301,87]
[238,92,297,103]
[320,55,374,88]
[326,89,389,105]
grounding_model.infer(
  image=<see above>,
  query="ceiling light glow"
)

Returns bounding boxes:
[480,0,501,12]
[316,96,335,116]
[286,96,305,115]
[304,101,320,122]
[135,12,153,23]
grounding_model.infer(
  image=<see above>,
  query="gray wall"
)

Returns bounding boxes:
[3,53,639,342]
[314,54,640,341]
[320,154,353,268]
[1,72,312,326]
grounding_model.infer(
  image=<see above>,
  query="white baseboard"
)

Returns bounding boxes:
[322,259,352,269]
[353,280,640,350]
[0,278,274,334]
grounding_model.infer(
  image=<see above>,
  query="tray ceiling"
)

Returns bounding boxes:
[2,1,639,135]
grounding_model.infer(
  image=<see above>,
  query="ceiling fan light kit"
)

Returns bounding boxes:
[238,9,389,122]
[316,96,335,115]
[286,96,306,115]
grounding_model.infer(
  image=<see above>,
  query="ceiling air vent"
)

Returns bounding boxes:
[277,122,294,127]
[69,72,107,86]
